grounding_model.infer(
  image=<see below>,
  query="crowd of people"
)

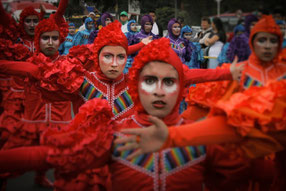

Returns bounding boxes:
[0,0,285,191]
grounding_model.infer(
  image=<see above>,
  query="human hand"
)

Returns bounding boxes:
[141,36,153,45]
[114,116,169,160]
[230,56,244,81]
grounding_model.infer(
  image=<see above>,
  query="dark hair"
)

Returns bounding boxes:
[149,10,156,14]
[273,7,285,17]
[177,16,184,23]
[212,17,226,43]
[201,16,211,24]
[82,16,87,23]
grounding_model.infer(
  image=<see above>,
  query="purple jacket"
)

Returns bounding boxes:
[167,18,191,63]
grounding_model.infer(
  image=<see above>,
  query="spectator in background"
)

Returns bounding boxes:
[177,16,185,27]
[59,22,77,55]
[204,17,226,68]
[272,7,285,21]
[120,11,128,33]
[78,16,87,31]
[149,10,161,36]
[196,17,213,48]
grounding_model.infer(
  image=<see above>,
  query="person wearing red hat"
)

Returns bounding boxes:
[116,15,286,191]
[0,38,252,191]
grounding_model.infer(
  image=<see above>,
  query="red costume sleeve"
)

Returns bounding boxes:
[0,60,39,78]
[183,64,232,86]
[127,42,145,55]
[162,116,241,149]
[0,146,50,173]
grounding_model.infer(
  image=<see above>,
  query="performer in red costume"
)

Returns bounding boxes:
[0,0,70,189]
[116,15,286,191]
[0,38,253,191]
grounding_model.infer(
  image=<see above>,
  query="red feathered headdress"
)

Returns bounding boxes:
[18,6,40,37]
[128,38,184,125]
[249,15,283,53]
[93,20,128,74]
[34,17,68,53]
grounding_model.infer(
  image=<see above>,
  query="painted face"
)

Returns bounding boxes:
[87,22,94,30]
[24,15,39,36]
[130,23,137,32]
[69,26,76,36]
[105,18,112,26]
[39,31,60,56]
[144,22,152,33]
[201,20,210,30]
[139,61,179,118]
[172,23,181,37]
[99,46,127,79]
[253,32,279,62]
[183,32,192,40]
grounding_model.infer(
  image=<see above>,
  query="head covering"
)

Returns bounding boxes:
[244,14,258,35]
[34,17,68,54]
[84,17,94,31]
[180,25,192,38]
[120,11,128,16]
[140,15,153,34]
[19,6,40,37]
[68,22,75,27]
[93,20,128,77]
[89,12,96,16]
[127,19,137,33]
[100,12,113,27]
[128,38,184,125]
[167,18,181,40]
[249,15,282,63]
[234,24,245,35]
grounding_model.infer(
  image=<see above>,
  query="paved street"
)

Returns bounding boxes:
[6,170,54,191]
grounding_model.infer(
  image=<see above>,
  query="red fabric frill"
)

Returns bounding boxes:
[187,64,234,108]
[41,98,115,174]
[0,39,31,61]
[68,44,97,71]
[213,80,286,136]
[35,55,85,94]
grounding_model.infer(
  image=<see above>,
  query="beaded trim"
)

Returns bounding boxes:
[79,77,107,101]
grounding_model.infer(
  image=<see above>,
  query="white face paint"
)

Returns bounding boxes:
[140,79,178,94]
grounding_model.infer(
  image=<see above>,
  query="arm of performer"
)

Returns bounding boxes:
[0,60,39,78]
[183,57,244,86]
[115,116,241,159]
[127,36,153,55]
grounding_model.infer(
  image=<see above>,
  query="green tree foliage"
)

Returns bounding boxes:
[156,6,175,30]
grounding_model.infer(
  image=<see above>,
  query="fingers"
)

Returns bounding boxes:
[126,149,143,160]
[114,135,135,145]
[148,116,165,129]
[117,142,139,152]
[233,56,238,65]
[120,128,143,136]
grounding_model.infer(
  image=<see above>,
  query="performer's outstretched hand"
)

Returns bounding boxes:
[230,56,245,81]
[115,116,168,160]
[141,36,153,45]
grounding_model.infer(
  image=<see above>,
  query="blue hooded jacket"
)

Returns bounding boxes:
[73,17,94,45]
